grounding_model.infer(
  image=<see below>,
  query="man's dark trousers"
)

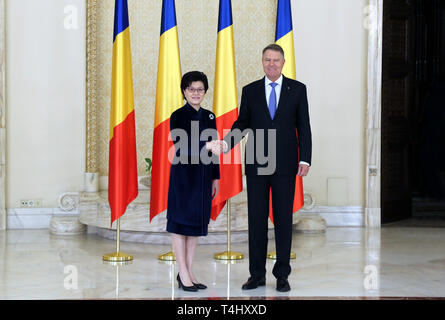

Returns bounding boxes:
[246,174,296,280]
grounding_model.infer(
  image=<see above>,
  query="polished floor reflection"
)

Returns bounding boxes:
[1,227,445,299]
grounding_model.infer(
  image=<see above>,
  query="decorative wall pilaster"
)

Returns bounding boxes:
[365,0,383,228]
[365,0,383,286]
[0,0,6,230]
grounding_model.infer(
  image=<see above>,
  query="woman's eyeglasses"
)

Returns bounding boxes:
[186,87,205,94]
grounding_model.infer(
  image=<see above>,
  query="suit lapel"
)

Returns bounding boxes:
[255,77,271,120]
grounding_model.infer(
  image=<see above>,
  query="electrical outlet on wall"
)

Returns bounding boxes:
[20,199,42,208]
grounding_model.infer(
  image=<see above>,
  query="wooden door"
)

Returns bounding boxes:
[381,0,416,223]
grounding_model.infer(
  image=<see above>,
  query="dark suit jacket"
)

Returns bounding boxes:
[224,76,312,176]
[167,103,220,227]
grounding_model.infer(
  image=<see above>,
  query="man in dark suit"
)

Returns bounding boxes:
[210,44,312,292]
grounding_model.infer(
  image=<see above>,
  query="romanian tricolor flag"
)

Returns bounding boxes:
[108,0,138,226]
[150,0,182,221]
[211,0,243,221]
[275,0,296,80]
[270,0,304,221]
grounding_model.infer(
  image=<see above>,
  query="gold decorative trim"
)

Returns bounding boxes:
[86,0,98,173]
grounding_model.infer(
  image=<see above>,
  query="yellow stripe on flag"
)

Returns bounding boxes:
[110,27,135,140]
[154,26,183,127]
[213,25,238,118]
[211,20,243,220]
[276,30,296,80]
[150,22,183,221]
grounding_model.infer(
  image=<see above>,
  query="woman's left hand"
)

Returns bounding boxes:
[212,180,219,199]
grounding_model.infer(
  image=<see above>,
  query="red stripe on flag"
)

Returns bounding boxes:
[108,111,138,226]
[211,108,243,220]
[149,119,173,221]
[268,177,304,223]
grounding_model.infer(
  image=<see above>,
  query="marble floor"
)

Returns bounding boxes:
[1,226,445,299]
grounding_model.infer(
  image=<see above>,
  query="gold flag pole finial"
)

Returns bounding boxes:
[214,199,244,260]
[103,219,134,262]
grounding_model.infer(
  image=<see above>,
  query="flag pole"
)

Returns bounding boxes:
[103,218,133,262]
[267,251,297,260]
[267,210,296,259]
[266,207,296,260]
[214,199,244,260]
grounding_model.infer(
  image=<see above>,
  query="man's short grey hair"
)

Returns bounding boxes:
[262,44,285,59]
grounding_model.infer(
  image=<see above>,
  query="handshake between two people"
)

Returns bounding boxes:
[204,139,310,177]
[205,140,227,156]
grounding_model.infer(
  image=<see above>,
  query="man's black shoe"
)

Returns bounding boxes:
[241,277,266,290]
[276,278,291,292]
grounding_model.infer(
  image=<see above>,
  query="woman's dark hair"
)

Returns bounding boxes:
[181,71,209,98]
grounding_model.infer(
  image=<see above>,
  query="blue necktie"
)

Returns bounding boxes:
[268,82,278,119]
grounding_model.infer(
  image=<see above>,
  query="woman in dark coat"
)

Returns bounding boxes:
[167,71,220,291]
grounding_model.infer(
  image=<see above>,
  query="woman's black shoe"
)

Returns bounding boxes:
[192,282,207,290]
[177,274,198,292]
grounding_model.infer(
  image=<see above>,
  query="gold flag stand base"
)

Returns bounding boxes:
[214,199,244,261]
[214,251,244,260]
[267,251,296,260]
[102,218,134,262]
[103,252,134,262]
[158,251,176,261]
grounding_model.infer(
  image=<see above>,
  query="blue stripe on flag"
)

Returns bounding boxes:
[275,0,293,41]
[218,0,233,32]
[113,0,129,42]
[160,0,177,35]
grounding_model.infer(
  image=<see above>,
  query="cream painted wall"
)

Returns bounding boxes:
[6,0,85,208]
[292,0,368,206]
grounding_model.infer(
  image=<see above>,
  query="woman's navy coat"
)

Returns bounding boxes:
[166,103,220,230]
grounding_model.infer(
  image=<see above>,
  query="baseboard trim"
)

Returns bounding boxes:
[7,208,79,229]
[299,206,364,227]
[6,206,364,229]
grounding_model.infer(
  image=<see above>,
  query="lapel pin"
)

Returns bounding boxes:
[209,114,215,120]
